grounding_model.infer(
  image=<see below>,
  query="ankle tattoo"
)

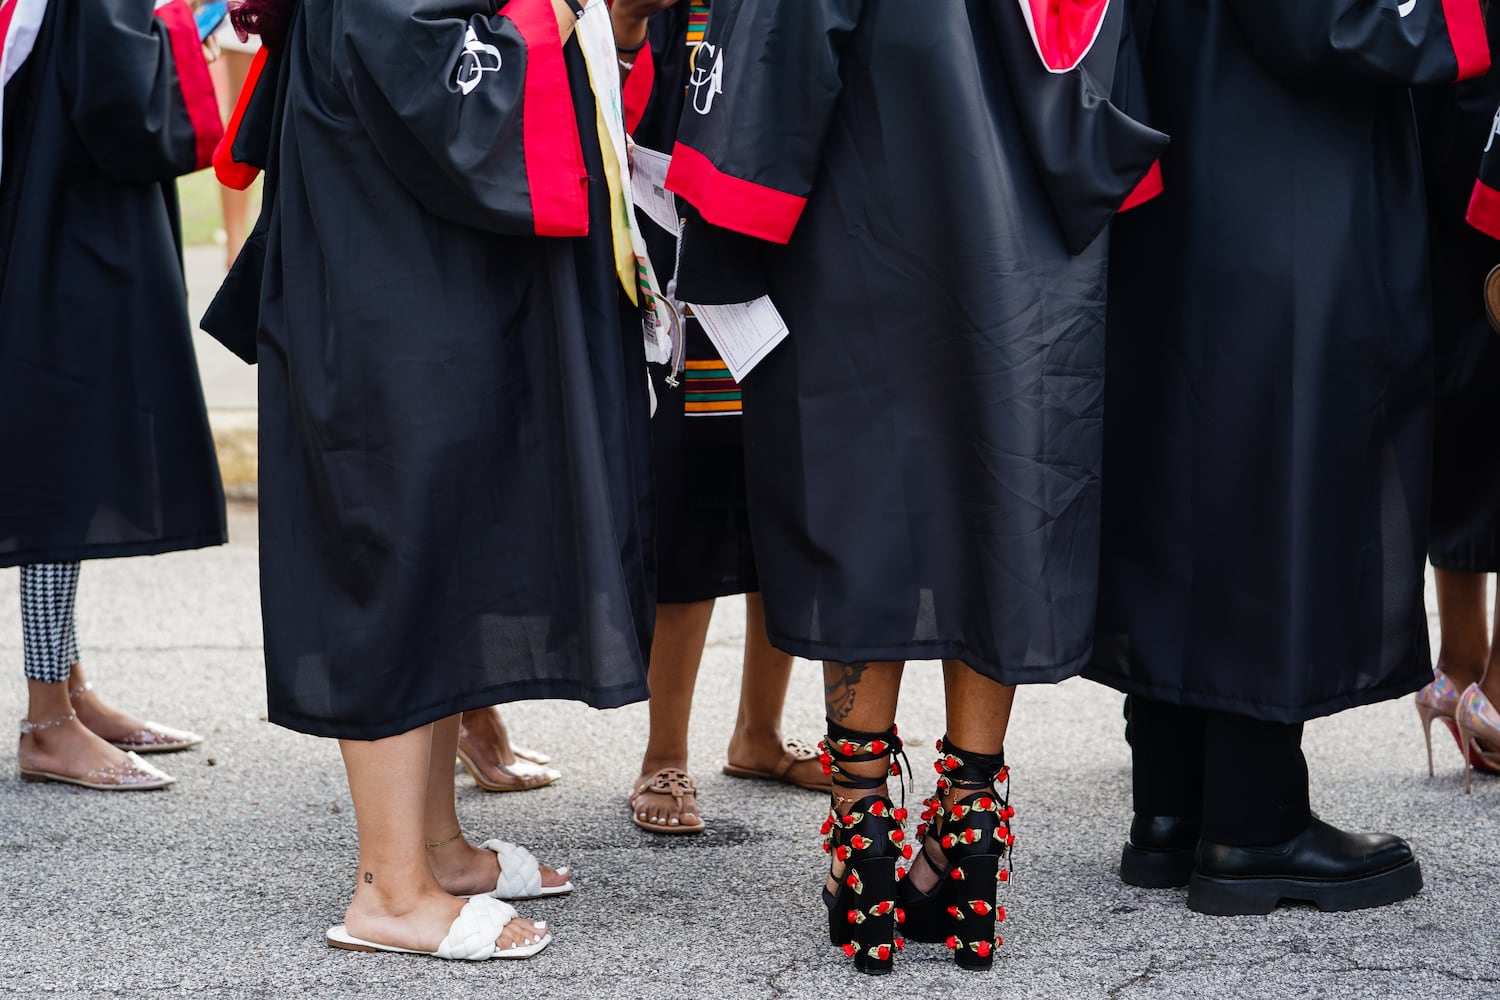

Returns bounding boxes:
[362,871,374,884]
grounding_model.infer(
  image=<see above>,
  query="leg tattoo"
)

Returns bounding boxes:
[825,662,870,723]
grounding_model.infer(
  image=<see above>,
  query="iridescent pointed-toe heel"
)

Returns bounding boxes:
[1455,685,1500,794]
[1414,670,1462,777]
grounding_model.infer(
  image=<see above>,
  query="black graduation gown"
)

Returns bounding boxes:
[0,0,226,568]
[620,5,760,604]
[1091,0,1491,722]
[207,0,655,740]
[667,0,1166,681]
[1417,6,1500,572]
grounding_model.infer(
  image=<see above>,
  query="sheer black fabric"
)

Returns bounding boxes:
[669,0,1165,682]
[236,0,654,739]
[0,0,226,567]
[1090,0,1485,720]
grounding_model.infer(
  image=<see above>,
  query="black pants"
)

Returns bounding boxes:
[1129,696,1312,846]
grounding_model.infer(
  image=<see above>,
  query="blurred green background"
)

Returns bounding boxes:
[178,168,261,247]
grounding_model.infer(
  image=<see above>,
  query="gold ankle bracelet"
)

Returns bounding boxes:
[425,831,464,850]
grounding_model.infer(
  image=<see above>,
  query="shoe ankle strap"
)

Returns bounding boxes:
[20,711,77,735]
[67,681,94,701]
[933,736,1009,793]
[821,721,911,805]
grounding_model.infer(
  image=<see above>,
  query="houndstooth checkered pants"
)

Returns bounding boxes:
[20,563,81,683]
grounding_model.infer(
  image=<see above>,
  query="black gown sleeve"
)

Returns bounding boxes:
[663,0,863,247]
[62,0,223,184]
[1226,0,1491,88]
[1467,102,1500,238]
[333,0,592,237]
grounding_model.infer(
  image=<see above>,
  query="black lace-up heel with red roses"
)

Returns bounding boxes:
[897,738,1013,970]
[819,721,913,976]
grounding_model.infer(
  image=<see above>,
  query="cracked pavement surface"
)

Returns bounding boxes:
[2,506,1497,999]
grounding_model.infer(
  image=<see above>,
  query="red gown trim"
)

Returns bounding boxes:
[622,42,654,135]
[0,2,18,56]
[665,142,807,245]
[1467,178,1500,240]
[502,0,590,238]
[213,47,270,191]
[155,0,224,171]
[1119,160,1163,212]
[1442,0,1492,81]
[1019,0,1111,73]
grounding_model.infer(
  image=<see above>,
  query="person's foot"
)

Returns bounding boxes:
[1119,814,1201,889]
[68,681,201,753]
[18,713,175,789]
[457,709,560,792]
[724,734,830,792]
[425,835,571,897]
[630,764,704,832]
[343,885,546,955]
[1188,817,1422,915]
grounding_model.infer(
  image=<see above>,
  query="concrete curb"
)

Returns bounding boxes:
[209,407,258,503]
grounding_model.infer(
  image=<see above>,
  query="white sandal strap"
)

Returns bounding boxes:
[480,839,543,899]
[435,896,518,960]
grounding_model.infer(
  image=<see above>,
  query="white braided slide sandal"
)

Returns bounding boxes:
[476,839,574,900]
[326,896,550,960]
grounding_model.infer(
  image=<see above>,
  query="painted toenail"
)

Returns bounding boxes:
[669,818,680,825]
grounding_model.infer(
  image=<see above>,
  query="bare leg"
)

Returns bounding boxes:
[423,715,569,893]
[823,660,904,893]
[1482,581,1500,707]
[216,49,256,268]
[340,724,545,953]
[633,600,715,828]
[1435,569,1488,690]
[941,659,1016,759]
[725,594,822,785]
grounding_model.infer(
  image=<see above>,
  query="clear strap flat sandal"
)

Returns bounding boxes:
[70,682,203,753]
[17,713,175,791]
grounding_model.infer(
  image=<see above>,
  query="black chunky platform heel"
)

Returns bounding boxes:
[897,737,1013,970]
[819,721,913,975]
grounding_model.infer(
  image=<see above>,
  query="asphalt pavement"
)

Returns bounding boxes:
[1,504,1498,999]
[3,249,1498,999]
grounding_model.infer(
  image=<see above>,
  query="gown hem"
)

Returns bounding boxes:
[0,529,229,569]
[268,677,651,740]
[1082,666,1431,725]
[766,629,1088,684]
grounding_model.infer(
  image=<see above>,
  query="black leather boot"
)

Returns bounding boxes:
[1119,814,1200,888]
[1188,817,1422,915]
